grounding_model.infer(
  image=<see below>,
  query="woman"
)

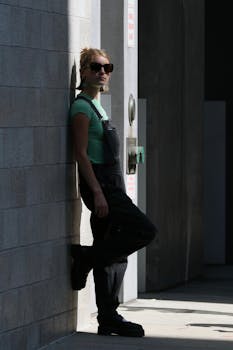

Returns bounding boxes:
[70,48,157,337]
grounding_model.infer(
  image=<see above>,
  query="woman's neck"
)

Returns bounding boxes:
[82,86,100,99]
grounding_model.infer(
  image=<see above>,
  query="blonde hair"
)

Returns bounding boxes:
[80,47,110,72]
[77,47,111,90]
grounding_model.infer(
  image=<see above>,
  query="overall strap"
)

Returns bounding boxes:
[75,95,103,120]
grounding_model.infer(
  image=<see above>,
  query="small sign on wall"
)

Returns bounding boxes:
[128,0,135,48]
[126,174,137,203]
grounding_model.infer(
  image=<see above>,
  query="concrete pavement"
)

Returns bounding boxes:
[42,267,233,349]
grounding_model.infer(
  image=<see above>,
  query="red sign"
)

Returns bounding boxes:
[128,0,135,48]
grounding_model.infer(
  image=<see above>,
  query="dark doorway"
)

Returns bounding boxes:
[205,0,233,264]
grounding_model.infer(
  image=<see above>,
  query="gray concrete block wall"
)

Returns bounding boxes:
[0,0,93,348]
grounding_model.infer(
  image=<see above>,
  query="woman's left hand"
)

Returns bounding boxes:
[94,190,109,218]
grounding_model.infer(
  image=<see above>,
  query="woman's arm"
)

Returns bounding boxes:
[71,113,109,218]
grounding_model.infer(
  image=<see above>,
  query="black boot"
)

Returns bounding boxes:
[70,244,92,291]
[98,314,145,337]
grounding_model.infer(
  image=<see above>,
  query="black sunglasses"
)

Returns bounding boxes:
[89,62,114,73]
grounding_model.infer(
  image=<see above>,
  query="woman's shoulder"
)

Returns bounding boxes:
[70,96,93,119]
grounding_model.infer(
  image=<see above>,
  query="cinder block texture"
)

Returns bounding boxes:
[16,0,48,12]
[0,0,92,347]
[0,1,18,7]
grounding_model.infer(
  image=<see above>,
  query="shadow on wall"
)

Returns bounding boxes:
[69,60,82,245]
[70,60,78,105]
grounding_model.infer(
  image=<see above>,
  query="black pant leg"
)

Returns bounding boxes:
[79,176,157,315]
[90,186,157,267]
[93,262,127,323]
[90,214,128,322]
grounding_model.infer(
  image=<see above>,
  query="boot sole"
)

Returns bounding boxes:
[98,326,145,337]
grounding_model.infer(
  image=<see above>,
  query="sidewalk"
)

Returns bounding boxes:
[43,267,233,349]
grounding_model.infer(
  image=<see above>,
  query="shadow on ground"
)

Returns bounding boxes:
[43,332,233,350]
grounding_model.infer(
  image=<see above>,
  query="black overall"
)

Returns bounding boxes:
[76,96,157,323]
